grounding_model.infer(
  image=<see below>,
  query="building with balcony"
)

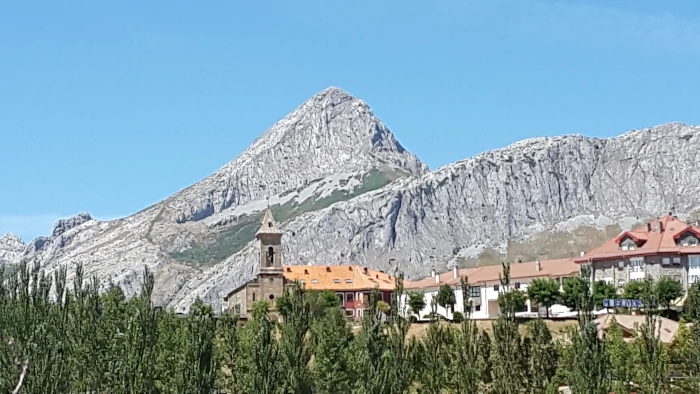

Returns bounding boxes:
[403,258,580,320]
[574,214,700,293]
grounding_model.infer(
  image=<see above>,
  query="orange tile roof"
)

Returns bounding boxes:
[574,215,700,263]
[406,258,579,290]
[283,265,399,291]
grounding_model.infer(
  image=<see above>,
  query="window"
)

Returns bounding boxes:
[493,284,500,292]
[674,257,682,265]
[266,247,275,266]
[345,309,354,318]
[346,293,354,302]
[269,294,275,300]
[630,257,645,272]
[311,279,318,284]
[617,279,625,288]
[469,286,480,298]
[337,293,344,304]
[474,304,481,312]
[662,257,671,266]
[333,279,340,283]
[691,275,700,284]
[690,255,700,270]
[345,279,352,283]
[234,304,241,314]
[514,282,521,290]
[618,261,625,269]
[252,292,256,302]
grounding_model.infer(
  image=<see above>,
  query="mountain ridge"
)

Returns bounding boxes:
[5,86,700,313]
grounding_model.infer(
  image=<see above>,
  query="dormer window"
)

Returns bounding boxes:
[620,237,638,250]
[678,231,700,247]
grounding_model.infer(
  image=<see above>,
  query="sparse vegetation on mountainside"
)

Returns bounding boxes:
[170,168,403,267]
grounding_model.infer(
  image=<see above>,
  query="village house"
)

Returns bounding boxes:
[403,258,580,320]
[284,265,398,320]
[574,214,700,295]
[223,208,402,321]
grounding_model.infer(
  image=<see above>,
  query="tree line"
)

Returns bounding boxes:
[2,261,700,393]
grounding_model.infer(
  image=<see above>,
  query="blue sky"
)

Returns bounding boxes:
[2,0,700,241]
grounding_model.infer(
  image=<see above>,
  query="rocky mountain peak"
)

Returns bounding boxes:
[161,87,427,224]
[0,233,26,265]
[52,213,94,237]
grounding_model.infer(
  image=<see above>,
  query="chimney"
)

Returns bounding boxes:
[435,273,439,284]
[646,222,652,232]
[658,221,664,233]
[580,251,585,257]
[453,266,458,279]
[363,267,368,274]
[431,268,436,277]
[535,260,541,272]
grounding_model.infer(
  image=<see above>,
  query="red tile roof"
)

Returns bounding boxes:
[406,258,579,290]
[283,265,399,291]
[574,215,700,263]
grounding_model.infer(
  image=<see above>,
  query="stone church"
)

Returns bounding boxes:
[223,208,290,321]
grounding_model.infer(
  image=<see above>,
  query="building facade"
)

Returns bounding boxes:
[403,258,580,320]
[574,215,700,293]
[284,265,398,320]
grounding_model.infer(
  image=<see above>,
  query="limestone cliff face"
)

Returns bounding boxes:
[6,85,700,312]
[0,233,26,265]
[172,123,700,311]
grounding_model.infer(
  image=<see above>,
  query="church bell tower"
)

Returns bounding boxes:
[256,208,283,273]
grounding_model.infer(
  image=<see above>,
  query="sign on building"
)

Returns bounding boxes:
[602,298,643,308]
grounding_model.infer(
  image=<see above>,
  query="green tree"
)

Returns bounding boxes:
[622,280,645,302]
[349,288,390,394]
[561,276,586,310]
[633,278,669,394]
[528,319,558,393]
[682,283,700,322]
[593,280,618,310]
[237,301,281,393]
[311,304,353,394]
[407,291,426,317]
[214,312,241,394]
[420,320,453,394]
[527,278,561,318]
[656,276,684,312]
[278,283,313,394]
[385,274,420,394]
[606,317,634,394]
[436,284,456,317]
[491,262,529,394]
[670,321,700,392]
[569,265,610,394]
[450,276,483,394]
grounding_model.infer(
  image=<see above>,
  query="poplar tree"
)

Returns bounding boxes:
[569,265,610,394]
[215,311,241,393]
[491,262,528,394]
[451,276,483,394]
[528,318,558,393]
[237,301,281,394]
[606,317,634,394]
[310,302,352,394]
[633,278,669,394]
[278,283,313,394]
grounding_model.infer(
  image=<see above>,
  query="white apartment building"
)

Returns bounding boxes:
[402,258,580,320]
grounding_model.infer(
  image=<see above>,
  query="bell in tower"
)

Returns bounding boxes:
[256,208,283,271]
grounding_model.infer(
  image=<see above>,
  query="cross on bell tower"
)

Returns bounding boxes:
[256,208,283,272]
